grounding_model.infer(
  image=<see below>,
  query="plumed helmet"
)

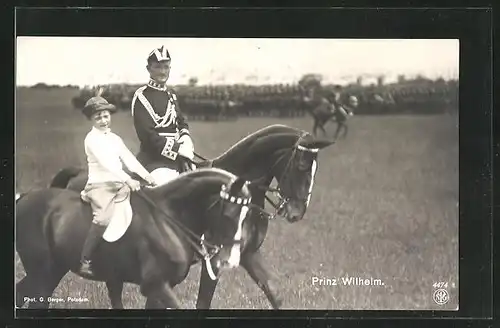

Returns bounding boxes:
[147,45,171,64]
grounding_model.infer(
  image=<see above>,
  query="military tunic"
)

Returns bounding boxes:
[132,79,191,172]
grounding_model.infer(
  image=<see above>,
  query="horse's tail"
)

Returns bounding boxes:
[49,166,83,188]
[15,188,62,283]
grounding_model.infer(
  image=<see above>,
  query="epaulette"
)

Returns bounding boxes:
[131,85,147,116]
[167,87,178,102]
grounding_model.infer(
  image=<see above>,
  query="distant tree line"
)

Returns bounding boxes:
[29,83,79,90]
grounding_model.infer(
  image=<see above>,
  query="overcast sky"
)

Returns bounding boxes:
[16,37,459,87]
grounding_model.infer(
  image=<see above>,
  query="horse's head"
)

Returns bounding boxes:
[348,95,359,109]
[194,170,252,278]
[270,132,334,223]
[211,124,334,223]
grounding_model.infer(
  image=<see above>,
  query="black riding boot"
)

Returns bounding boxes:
[78,223,106,278]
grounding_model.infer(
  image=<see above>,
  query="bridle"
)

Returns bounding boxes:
[191,133,319,222]
[152,133,319,280]
[248,136,319,221]
[132,182,251,280]
[200,184,251,279]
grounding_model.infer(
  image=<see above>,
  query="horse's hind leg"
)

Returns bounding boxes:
[196,262,220,309]
[106,280,124,309]
[27,268,67,309]
[16,275,34,308]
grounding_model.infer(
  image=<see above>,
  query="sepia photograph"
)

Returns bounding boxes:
[15,36,459,311]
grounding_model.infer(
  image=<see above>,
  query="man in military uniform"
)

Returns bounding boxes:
[131,45,195,186]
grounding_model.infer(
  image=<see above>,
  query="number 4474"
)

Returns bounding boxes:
[433,282,448,288]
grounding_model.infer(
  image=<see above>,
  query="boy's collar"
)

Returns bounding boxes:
[92,126,111,134]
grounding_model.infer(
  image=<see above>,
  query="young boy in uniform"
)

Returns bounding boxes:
[78,95,157,278]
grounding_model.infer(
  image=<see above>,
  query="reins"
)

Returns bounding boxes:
[192,151,285,220]
[191,131,310,221]
[192,151,287,219]
[137,189,223,259]
[108,183,222,261]
[194,151,208,161]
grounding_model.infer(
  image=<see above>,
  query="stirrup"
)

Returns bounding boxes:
[78,260,95,276]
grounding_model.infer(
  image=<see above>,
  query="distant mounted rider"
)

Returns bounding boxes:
[325,85,352,117]
[131,45,195,186]
[309,84,357,139]
[327,85,357,140]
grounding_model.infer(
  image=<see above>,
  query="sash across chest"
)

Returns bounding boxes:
[135,87,178,128]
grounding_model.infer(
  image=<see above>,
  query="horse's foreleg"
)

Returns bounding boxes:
[333,121,342,140]
[241,250,283,309]
[145,296,163,309]
[342,123,349,139]
[144,267,190,309]
[319,121,327,137]
[105,280,124,309]
[145,282,181,309]
[196,261,219,309]
[137,243,182,309]
[312,119,319,137]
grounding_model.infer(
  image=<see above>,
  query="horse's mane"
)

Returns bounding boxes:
[212,124,306,167]
[146,168,238,204]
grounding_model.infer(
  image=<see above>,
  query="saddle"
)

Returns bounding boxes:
[102,199,133,242]
[80,186,133,243]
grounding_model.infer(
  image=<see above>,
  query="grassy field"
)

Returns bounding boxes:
[15,87,459,310]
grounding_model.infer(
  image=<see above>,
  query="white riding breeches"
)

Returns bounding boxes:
[148,167,180,187]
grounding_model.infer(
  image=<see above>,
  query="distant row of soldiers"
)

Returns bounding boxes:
[72,80,458,119]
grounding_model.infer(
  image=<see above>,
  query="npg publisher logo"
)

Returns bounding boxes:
[433,288,449,305]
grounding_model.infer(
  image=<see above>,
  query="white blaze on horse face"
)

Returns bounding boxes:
[201,234,218,280]
[306,160,318,207]
[226,205,249,268]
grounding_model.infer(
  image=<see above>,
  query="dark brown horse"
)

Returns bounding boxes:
[16,168,252,309]
[48,124,335,309]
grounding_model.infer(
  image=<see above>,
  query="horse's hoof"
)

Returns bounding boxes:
[273,298,283,309]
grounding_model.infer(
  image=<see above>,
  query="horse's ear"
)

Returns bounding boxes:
[228,176,246,193]
[301,138,335,150]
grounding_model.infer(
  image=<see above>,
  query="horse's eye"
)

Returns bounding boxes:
[298,159,312,171]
